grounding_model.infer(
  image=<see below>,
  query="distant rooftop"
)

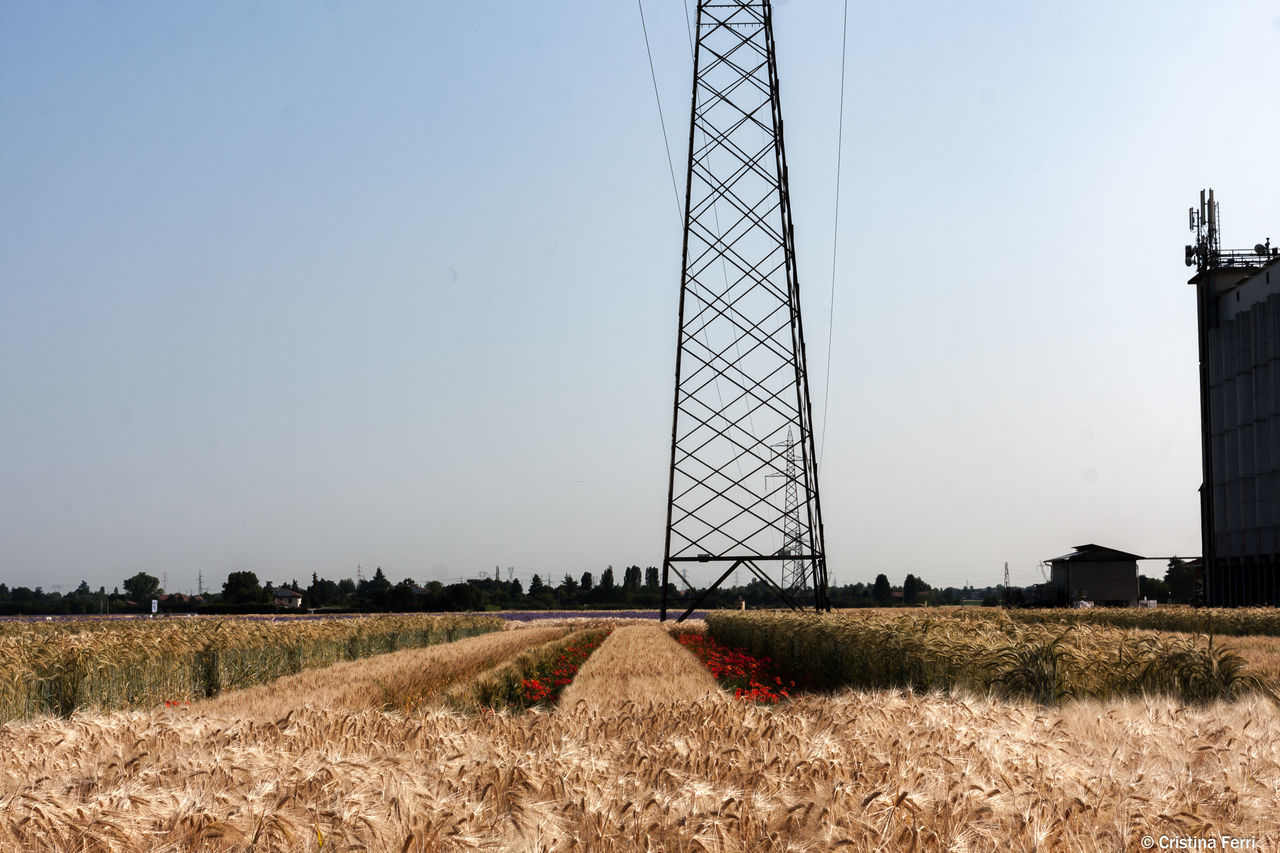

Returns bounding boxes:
[1188,249,1280,289]
[1048,544,1144,563]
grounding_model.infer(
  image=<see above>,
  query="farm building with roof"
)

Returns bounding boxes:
[1047,544,1141,607]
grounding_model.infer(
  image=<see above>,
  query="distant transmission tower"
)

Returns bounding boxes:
[776,429,805,592]
[661,0,828,621]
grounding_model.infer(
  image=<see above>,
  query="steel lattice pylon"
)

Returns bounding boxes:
[773,428,805,593]
[661,0,829,622]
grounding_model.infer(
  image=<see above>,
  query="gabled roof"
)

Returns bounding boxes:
[272,587,303,598]
[1048,543,1145,563]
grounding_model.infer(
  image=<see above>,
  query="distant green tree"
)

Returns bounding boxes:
[421,580,446,610]
[872,573,892,605]
[66,581,94,614]
[829,582,876,608]
[558,574,579,605]
[441,582,485,611]
[307,572,341,607]
[580,571,593,593]
[587,566,617,605]
[123,572,160,602]
[222,571,263,604]
[359,567,392,608]
[903,574,920,606]
[1164,558,1195,604]
[390,579,418,611]
[1139,574,1171,602]
[467,577,513,609]
[525,574,555,608]
[645,566,660,591]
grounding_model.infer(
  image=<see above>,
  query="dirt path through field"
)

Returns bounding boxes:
[187,625,567,720]
[558,623,722,710]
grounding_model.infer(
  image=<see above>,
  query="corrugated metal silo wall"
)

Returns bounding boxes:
[1206,288,1280,605]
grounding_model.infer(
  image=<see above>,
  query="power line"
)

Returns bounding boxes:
[682,0,694,57]
[639,2,746,482]
[636,0,683,223]
[818,0,850,464]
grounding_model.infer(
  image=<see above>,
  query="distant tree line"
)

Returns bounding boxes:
[0,565,668,615]
[0,560,1205,616]
[1137,558,1197,605]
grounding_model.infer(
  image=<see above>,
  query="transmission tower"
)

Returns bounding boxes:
[777,429,805,592]
[661,0,828,621]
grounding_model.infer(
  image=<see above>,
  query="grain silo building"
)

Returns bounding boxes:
[1188,190,1280,605]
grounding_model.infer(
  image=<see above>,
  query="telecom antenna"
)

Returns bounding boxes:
[661,0,829,621]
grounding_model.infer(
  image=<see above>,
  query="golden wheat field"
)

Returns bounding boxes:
[2,613,1279,851]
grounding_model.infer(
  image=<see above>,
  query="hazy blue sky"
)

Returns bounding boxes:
[3,1,1279,595]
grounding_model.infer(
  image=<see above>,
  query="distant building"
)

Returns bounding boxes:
[1047,544,1140,607]
[272,587,303,609]
[1187,189,1280,605]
